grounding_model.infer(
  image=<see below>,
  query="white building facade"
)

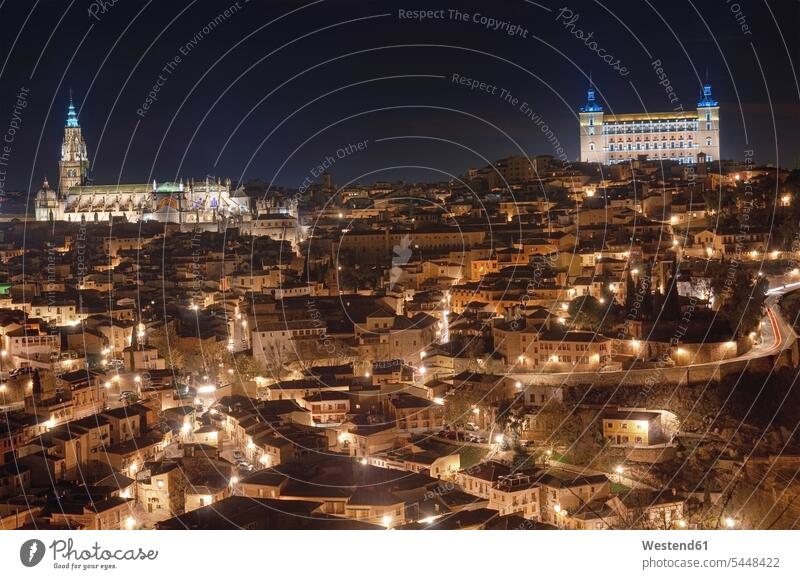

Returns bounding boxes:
[579,83,720,165]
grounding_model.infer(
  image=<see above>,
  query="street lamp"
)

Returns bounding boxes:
[724,516,736,529]
[553,504,567,529]
[614,464,624,483]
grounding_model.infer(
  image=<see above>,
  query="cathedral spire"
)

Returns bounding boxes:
[59,91,89,194]
[66,91,80,127]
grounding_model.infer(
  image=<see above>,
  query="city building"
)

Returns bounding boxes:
[35,98,250,223]
[579,82,720,164]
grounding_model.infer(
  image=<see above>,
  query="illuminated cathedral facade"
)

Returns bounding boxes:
[36,97,250,223]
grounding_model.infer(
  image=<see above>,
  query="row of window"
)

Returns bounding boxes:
[591,138,712,152]
[609,135,692,142]
[607,154,713,164]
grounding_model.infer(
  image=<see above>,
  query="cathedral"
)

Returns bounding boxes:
[35,97,251,224]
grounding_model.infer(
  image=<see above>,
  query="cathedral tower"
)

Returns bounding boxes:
[58,95,89,194]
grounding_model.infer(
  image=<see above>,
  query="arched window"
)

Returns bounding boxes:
[589,143,595,152]
[706,137,712,146]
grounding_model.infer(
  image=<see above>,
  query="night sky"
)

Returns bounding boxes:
[0,0,798,196]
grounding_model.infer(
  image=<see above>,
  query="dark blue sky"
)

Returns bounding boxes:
[0,0,797,194]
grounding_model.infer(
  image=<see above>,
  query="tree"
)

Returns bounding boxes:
[717,270,768,336]
[624,271,636,310]
[661,279,681,321]
[703,186,737,220]
[443,388,483,428]
[232,352,266,381]
[148,322,185,371]
[567,295,603,331]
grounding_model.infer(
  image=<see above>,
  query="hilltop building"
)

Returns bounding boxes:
[35,97,250,224]
[578,82,720,165]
